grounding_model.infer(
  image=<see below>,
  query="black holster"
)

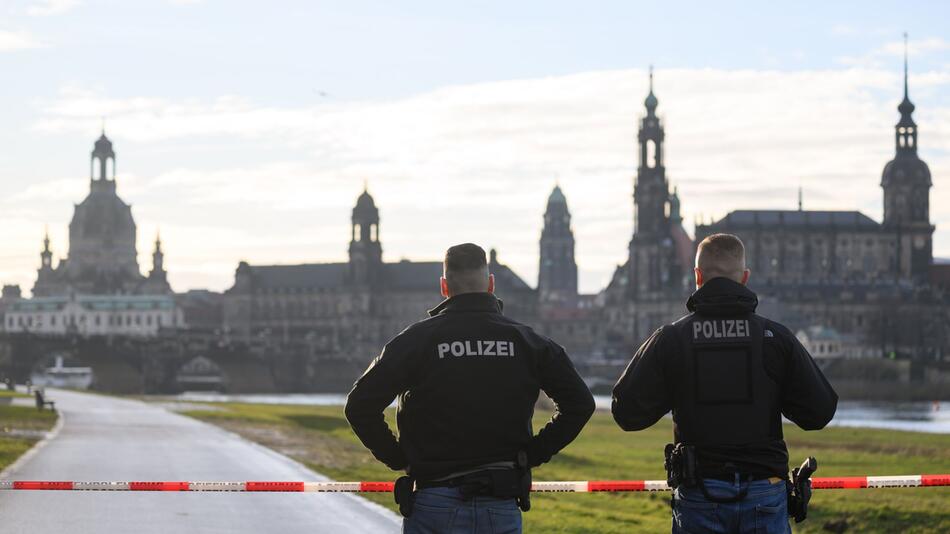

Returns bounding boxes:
[394,475,416,518]
[457,452,531,512]
[787,457,817,523]
[664,443,749,504]
[664,443,698,490]
[516,450,532,512]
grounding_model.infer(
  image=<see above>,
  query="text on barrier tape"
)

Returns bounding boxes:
[0,475,947,493]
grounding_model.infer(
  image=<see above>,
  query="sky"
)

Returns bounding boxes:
[1,0,949,295]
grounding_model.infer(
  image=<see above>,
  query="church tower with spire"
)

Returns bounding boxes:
[881,34,934,281]
[626,68,689,299]
[538,184,578,301]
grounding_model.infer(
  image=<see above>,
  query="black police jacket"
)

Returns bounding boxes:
[611,277,838,478]
[345,292,595,481]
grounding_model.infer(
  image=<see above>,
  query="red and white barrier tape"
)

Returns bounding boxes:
[1,475,947,493]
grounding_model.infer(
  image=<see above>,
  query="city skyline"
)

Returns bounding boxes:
[1,1,948,294]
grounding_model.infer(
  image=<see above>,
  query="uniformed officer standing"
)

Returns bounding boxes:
[612,233,838,534]
[346,243,595,534]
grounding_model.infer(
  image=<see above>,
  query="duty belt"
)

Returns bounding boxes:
[703,473,782,483]
[416,469,517,491]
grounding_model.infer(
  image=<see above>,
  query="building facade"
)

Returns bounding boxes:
[221,188,536,360]
[4,294,182,337]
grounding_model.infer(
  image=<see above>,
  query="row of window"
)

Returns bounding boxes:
[6,312,171,329]
[757,237,887,248]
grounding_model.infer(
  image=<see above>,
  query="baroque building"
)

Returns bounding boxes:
[222,188,535,359]
[32,133,170,297]
[691,56,946,358]
[591,60,947,360]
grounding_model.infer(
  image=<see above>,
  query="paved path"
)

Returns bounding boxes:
[0,389,400,533]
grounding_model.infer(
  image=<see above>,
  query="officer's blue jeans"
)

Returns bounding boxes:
[402,487,522,534]
[672,477,790,534]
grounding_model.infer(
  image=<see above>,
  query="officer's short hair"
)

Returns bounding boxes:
[444,243,489,294]
[696,233,746,281]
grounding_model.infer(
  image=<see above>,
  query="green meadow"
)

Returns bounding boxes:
[184,403,950,533]
[0,404,58,472]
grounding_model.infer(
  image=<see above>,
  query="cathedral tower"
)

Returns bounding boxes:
[627,69,687,298]
[634,67,668,236]
[538,185,578,301]
[881,35,934,280]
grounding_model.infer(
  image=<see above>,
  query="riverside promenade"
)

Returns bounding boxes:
[0,389,400,533]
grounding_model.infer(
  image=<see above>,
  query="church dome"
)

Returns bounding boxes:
[644,90,658,112]
[353,188,379,223]
[881,156,931,187]
[93,133,115,159]
[898,96,915,116]
[70,186,136,244]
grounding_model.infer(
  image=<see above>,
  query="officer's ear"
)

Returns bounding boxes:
[487,274,495,294]
[440,277,450,298]
[740,268,751,286]
[694,267,704,288]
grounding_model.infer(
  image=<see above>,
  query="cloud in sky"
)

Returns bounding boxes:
[25,0,80,16]
[5,66,950,296]
[0,29,43,51]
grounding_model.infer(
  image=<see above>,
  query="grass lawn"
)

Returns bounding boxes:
[0,405,58,472]
[184,404,950,533]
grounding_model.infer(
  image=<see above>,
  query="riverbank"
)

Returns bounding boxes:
[164,393,950,434]
[183,403,950,533]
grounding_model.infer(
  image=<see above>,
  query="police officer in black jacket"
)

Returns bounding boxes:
[346,243,595,534]
[612,233,837,534]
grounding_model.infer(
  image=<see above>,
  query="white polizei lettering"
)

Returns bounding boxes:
[694,319,753,340]
[439,340,514,357]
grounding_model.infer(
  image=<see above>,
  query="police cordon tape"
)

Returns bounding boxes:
[1,475,948,493]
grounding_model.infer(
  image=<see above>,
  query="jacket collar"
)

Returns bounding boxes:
[428,292,504,317]
[686,277,758,316]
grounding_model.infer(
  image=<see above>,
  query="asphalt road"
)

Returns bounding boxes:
[0,389,400,533]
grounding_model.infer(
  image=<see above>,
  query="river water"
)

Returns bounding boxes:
[173,392,950,434]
